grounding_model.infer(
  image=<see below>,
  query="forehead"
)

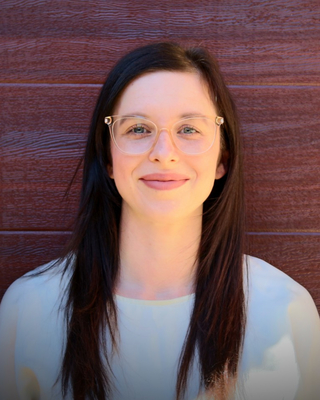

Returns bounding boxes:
[113,71,217,119]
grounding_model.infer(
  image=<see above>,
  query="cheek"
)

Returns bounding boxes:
[110,148,125,187]
[196,150,221,198]
[110,150,137,198]
[201,170,216,198]
[112,157,127,191]
[112,170,130,202]
[200,147,221,180]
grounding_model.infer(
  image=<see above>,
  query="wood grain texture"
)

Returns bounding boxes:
[232,85,320,232]
[0,84,97,229]
[1,0,319,325]
[1,1,319,84]
[1,232,319,313]
[1,85,319,231]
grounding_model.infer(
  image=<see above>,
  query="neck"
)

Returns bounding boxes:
[115,207,202,300]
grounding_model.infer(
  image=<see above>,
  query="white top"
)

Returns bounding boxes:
[0,256,320,400]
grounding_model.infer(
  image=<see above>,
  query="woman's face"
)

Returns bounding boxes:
[109,71,226,223]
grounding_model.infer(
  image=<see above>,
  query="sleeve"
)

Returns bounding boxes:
[289,287,320,400]
[0,281,21,400]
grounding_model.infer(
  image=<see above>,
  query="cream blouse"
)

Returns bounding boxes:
[0,256,319,400]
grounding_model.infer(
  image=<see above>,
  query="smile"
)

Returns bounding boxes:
[140,174,189,190]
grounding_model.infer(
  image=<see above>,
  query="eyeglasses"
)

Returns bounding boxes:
[104,115,224,155]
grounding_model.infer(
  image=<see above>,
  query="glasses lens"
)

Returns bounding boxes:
[112,117,157,154]
[171,118,217,154]
[110,116,217,155]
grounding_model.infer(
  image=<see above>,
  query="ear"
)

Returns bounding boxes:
[215,151,229,180]
[107,164,114,179]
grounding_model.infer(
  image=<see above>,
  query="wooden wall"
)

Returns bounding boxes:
[1,0,320,311]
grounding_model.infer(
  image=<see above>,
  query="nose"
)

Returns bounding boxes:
[148,128,179,164]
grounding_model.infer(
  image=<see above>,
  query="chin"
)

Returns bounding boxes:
[140,203,203,223]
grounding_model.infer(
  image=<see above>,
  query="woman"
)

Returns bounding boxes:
[0,42,319,400]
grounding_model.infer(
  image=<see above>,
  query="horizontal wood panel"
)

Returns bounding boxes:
[0,84,100,136]
[4,0,319,39]
[1,232,319,312]
[1,85,320,231]
[1,38,319,86]
[1,1,320,84]
[235,86,320,232]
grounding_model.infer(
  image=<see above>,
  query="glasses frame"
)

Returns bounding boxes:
[104,115,224,155]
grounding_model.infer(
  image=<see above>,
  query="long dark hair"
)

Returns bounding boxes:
[60,42,246,399]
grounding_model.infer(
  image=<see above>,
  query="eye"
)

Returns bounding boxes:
[176,124,201,137]
[179,126,198,134]
[125,124,152,136]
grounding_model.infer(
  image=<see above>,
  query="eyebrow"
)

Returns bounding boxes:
[121,113,149,118]
[179,113,209,119]
[120,112,211,119]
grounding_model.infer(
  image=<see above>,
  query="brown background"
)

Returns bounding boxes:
[1,1,320,312]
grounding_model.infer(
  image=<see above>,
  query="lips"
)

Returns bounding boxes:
[140,173,189,190]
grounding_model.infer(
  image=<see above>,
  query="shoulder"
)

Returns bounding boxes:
[0,258,71,316]
[244,255,320,331]
[0,258,72,353]
[242,256,320,398]
[0,259,72,399]
[245,255,310,302]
